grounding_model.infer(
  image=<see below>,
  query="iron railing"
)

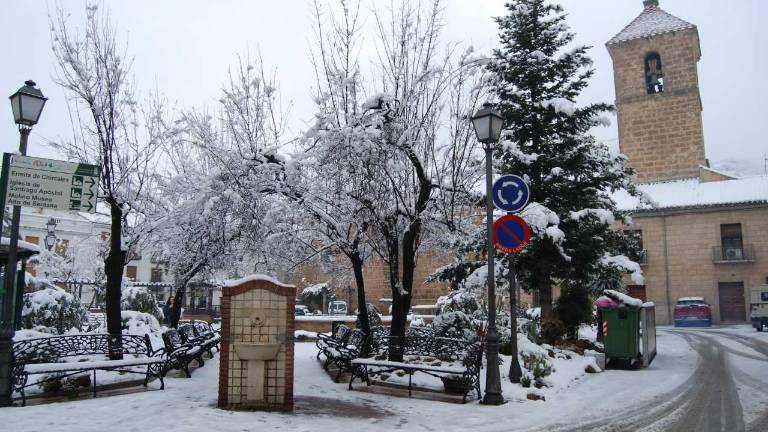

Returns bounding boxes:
[712,245,755,263]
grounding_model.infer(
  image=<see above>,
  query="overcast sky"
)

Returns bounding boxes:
[2,0,766,176]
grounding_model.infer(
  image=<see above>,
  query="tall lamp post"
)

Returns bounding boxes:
[471,103,505,405]
[1,80,47,407]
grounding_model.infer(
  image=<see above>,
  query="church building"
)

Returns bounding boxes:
[609,0,768,324]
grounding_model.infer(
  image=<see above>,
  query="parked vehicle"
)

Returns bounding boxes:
[329,300,347,315]
[295,305,309,316]
[673,297,712,327]
[749,285,768,332]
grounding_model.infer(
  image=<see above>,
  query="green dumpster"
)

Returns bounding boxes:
[600,306,641,361]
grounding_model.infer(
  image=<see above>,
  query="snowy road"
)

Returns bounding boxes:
[1,326,766,432]
[542,326,768,432]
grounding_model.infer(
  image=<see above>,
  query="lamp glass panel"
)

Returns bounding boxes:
[10,96,21,123]
[490,115,504,142]
[20,94,45,124]
[472,115,490,142]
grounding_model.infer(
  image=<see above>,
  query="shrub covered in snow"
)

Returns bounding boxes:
[521,352,553,388]
[121,310,161,335]
[540,318,566,344]
[21,284,87,334]
[121,285,163,320]
[432,311,476,341]
[436,289,481,316]
[555,285,593,338]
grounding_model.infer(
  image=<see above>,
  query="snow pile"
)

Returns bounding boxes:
[294,330,318,339]
[603,289,643,308]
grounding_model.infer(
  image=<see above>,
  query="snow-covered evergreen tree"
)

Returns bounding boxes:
[487,0,642,321]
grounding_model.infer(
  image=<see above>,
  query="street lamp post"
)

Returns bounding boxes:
[471,103,505,406]
[45,218,58,252]
[1,80,47,407]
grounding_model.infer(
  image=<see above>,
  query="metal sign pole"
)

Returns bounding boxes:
[0,128,29,407]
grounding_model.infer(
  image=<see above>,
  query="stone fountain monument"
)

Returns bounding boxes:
[217,275,295,411]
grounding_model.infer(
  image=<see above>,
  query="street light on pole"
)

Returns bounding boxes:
[471,102,505,405]
[1,80,47,407]
[45,218,59,252]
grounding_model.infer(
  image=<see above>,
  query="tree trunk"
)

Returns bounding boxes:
[385,233,408,362]
[104,198,126,360]
[508,262,522,383]
[538,275,553,321]
[350,253,370,333]
[170,281,186,329]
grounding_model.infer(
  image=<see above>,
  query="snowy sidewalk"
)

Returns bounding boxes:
[0,332,697,432]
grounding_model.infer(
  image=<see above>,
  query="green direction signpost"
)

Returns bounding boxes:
[1,153,99,213]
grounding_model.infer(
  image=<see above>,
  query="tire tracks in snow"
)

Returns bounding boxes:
[520,329,754,432]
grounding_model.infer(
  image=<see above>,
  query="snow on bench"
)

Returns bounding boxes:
[24,356,165,374]
[351,358,467,375]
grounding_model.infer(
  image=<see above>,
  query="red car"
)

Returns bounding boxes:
[673,297,712,327]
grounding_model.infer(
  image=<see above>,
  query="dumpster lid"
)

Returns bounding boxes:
[603,289,643,308]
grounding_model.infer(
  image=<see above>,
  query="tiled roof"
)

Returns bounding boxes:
[607,5,695,45]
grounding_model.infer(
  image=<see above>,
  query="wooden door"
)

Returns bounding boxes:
[627,285,647,302]
[718,282,746,322]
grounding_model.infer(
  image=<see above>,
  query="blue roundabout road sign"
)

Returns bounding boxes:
[492,175,529,213]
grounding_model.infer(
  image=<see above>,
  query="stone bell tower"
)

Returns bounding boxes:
[607,0,707,183]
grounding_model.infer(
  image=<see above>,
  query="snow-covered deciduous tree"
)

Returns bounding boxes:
[50,4,170,357]
[148,55,286,327]
[355,0,488,360]
[487,0,642,323]
[290,0,379,338]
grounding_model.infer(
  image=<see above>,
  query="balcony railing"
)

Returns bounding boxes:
[712,245,755,263]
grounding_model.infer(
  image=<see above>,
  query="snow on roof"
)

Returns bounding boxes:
[607,4,695,45]
[1,237,40,253]
[614,176,768,211]
[223,274,295,288]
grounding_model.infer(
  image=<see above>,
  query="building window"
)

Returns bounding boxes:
[126,265,138,281]
[150,267,164,283]
[720,223,744,260]
[645,52,664,94]
[24,236,39,245]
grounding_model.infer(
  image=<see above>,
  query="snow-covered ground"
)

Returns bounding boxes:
[0,328,704,432]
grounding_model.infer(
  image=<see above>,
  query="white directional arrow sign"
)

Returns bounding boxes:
[2,153,100,213]
[492,174,529,213]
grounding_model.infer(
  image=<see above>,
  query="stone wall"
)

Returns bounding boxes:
[608,28,706,183]
[621,205,768,325]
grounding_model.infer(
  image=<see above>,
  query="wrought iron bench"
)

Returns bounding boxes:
[349,336,483,402]
[316,324,351,368]
[191,321,220,356]
[320,329,368,382]
[161,328,205,377]
[11,334,166,406]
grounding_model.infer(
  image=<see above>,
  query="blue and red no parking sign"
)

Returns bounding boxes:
[493,214,532,254]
